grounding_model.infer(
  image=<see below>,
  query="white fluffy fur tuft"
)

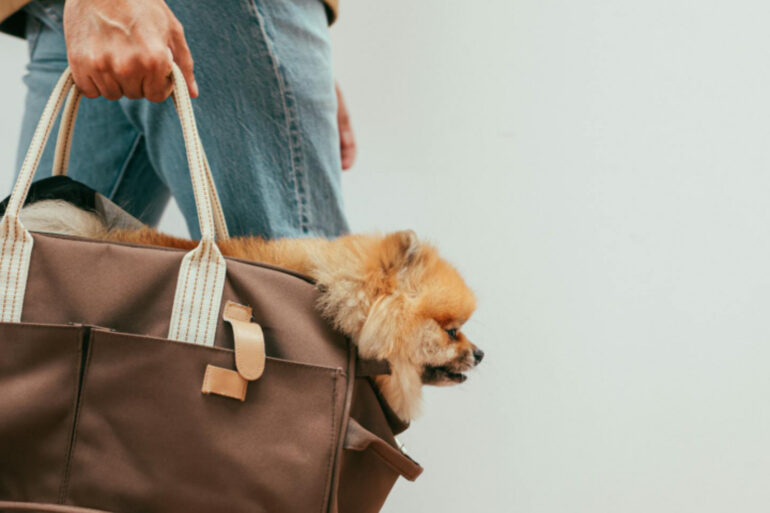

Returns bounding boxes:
[20,200,107,238]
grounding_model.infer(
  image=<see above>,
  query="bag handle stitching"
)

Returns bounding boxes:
[0,65,227,346]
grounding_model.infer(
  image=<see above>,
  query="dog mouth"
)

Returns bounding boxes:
[421,365,468,385]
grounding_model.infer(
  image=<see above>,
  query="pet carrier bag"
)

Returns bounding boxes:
[0,64,421,513]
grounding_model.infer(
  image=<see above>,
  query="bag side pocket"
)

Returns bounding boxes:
[335,379,423,513]
[343,418,422,481]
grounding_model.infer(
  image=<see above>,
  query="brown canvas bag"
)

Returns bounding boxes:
[0,65,422,513]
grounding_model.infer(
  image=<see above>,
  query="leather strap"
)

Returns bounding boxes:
[355,358,391,377]
[201,301,266,400]
[201,364,247,401]
[223,300,266,381]
[343,418,423,481]
[0,64,226,347]
[0,501,114,513]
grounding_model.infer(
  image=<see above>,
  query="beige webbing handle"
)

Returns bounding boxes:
[0,64,226,346]
[51,79,230,241]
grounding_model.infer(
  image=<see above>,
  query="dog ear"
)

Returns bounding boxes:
[380,230,420,271]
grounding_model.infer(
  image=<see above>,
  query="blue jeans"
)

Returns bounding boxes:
[17,0,349,239]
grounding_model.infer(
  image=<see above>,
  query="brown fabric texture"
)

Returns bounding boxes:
[0,323,85,503]
[0,232,422,512]
[0,501,112,512]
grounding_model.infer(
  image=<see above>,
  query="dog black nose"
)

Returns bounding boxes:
[473,349,484,364]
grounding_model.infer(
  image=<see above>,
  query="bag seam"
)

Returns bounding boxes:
[30,231,318,285]
[324,342,357,513]
[91,328,345,373]
[55,328,82,502]
[58,326,92,503]
[320,370,339,512]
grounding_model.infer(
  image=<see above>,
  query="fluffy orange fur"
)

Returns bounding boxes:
[104,227,481,421]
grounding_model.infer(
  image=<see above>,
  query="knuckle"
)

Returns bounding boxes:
[68,51,87,67]
[138,56,157,73]
[112,60,137,79]
[89,55,110,73]
[145,56,169,74]
[145,80,173,102]
[171,20,185,36]
[80,87,99,99]
[144,47,172,71]
[146,89,169,103]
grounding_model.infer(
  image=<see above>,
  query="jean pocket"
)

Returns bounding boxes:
[23,0,64,32]
[22,3,67,66]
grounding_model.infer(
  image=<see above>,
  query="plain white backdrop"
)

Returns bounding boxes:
[4,0,770,511]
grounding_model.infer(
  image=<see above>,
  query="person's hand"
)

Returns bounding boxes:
[335,83,356,170]
[63,0,197,102]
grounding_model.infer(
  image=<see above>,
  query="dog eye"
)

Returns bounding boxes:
[445,328,458,340]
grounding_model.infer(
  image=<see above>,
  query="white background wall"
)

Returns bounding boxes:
[4,1,770,511]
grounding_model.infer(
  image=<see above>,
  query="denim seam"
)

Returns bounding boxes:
[248,0,311,234]
[107,133,143,201]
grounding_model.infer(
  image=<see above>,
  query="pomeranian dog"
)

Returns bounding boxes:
[11,177,483,421]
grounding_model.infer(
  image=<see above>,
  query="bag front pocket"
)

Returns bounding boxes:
[62,329,346,513]
[0,323,86,503]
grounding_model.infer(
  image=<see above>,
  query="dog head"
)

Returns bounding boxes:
[315,230,481,421]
